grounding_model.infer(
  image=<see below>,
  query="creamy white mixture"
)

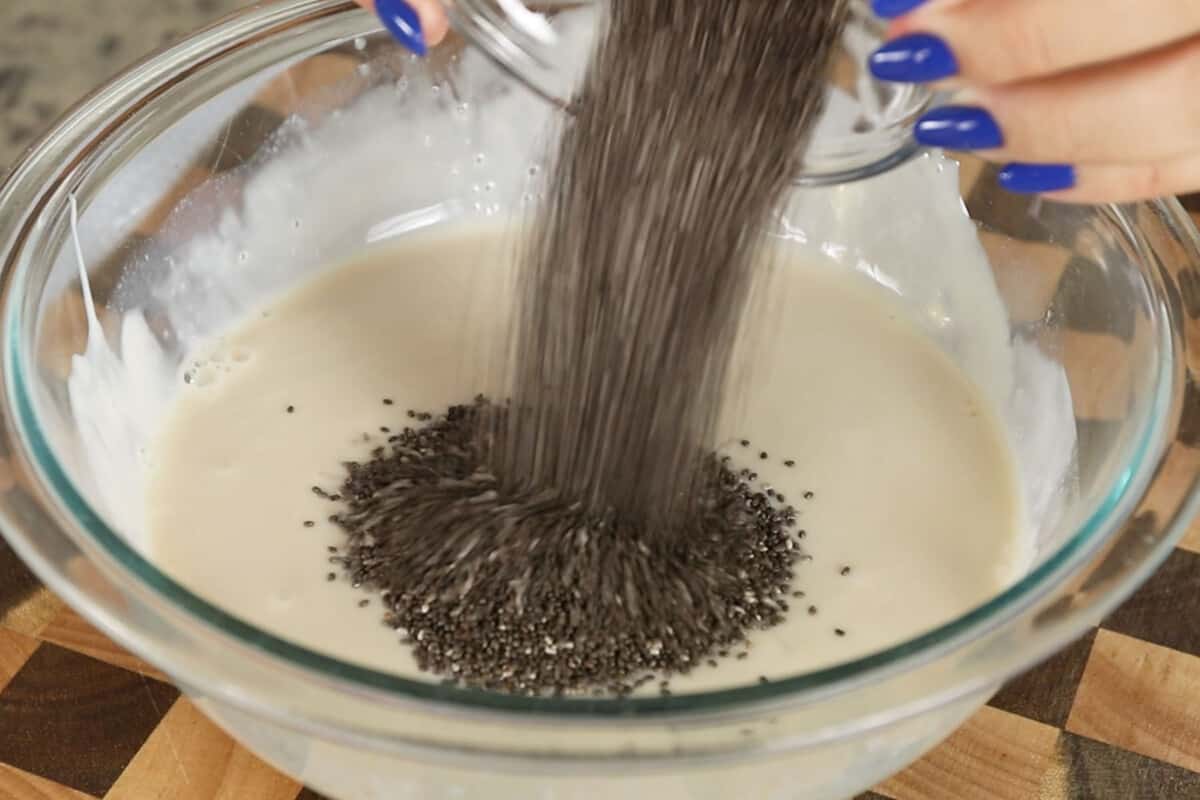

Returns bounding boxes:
[142,226,1027,692]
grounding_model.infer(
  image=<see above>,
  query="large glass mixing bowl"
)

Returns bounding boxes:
[1,2,1199,798]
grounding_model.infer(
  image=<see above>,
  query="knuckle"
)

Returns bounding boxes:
[1177,42,1200,134]
[999,91,1082,161]
[1129,163,1169,201]
[977,14,1058,84]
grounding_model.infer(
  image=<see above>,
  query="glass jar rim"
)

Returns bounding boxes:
[449,0,938,186]
[0,0,1188,726]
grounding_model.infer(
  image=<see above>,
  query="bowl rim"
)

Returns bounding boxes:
[0,0,1190,723]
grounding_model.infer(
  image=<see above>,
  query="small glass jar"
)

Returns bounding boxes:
[440,0,936,185]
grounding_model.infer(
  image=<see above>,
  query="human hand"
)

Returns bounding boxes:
[869,0,1200,203]
[357,0,450,55]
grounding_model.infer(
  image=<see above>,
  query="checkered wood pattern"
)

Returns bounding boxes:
[3,44,1200,800]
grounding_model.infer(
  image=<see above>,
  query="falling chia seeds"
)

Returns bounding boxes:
[323,0,850,694]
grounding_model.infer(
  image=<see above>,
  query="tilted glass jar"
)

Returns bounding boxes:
[439,0,937,185]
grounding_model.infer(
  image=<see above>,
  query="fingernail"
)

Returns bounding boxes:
[914,106,1004,150]
[376,0,427,56]
[869,33,958,83]
[998,163,1077,194]
[872,0,929,19]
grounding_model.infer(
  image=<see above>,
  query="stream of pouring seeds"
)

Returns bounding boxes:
[324,0,851,693]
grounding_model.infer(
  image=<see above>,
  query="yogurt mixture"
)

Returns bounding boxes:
[144,225,1027,692]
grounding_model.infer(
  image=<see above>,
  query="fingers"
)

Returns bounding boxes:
[999,152,1200,204]
[409,0,450,47]
[359,0,450,53]
[875,0,1200,87]
[913,36,1200,165]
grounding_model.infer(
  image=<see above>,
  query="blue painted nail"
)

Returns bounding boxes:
[998,163,1077,194]
[869,33,958,83]
[376,0,427,56]
[914,106,1004,151]
[872,0,929,19]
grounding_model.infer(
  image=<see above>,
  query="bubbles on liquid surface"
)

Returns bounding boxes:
[474,153,486,167]
[356,63,371,78]
[183,360,217,387]
[237,251,249,264]
[354,36,367,51]
[184,345,254,386]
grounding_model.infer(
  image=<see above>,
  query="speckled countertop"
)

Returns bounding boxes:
[0,0,251,172]
[6,4,1200,800]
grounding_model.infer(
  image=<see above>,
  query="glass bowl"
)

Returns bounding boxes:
[1,2,1199,798]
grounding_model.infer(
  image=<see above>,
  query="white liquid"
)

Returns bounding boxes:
[145,227,1026,692]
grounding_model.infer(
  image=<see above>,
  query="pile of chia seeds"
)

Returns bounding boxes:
[326,398,805,695]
